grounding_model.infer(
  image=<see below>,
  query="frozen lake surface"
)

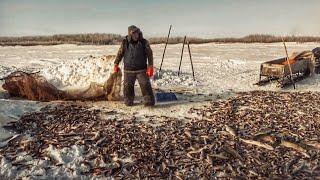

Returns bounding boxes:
[0,42,320,178]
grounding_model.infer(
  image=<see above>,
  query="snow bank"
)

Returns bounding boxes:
[41,55,115,90]
[39,55,198,91]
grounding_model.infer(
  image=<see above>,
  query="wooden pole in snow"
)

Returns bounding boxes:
[178,36,187,76]
[187,41,195,81]
[281,36,296,89]
[159,25,172,74]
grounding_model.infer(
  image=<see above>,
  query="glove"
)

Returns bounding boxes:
[146,66,153,78]
[113,64,119,73]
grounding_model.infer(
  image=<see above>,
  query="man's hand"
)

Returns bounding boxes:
[113,64,120,73]
[146,66,153,78]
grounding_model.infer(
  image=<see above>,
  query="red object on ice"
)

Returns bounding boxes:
[113,64,120,73]
[282,59,296,65]
[146,66,153,78]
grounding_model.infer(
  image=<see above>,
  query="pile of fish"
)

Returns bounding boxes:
[1,91,320,178]
[189,90,320,177]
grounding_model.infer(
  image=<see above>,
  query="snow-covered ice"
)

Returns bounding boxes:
[1,42,320,136]
[1,42,320,94]
[0,42,320,178]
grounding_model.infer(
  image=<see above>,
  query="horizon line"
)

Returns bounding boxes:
[1,33,320,39]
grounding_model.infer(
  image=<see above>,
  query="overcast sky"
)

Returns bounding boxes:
[0,0,319,38]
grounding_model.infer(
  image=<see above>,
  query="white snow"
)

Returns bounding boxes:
[0,100,42,141]
[41,55,114,90]
[1,42,320,94]
[0,42,320,178]
[152,67,199,89]
[0,144,90,179]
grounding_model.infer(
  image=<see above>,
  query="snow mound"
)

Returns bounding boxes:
[39,54,199,91]
[41,55,115,90]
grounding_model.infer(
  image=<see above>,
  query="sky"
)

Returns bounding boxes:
[0,0,319,38]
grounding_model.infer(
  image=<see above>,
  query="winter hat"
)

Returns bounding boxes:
[128,25,140,34]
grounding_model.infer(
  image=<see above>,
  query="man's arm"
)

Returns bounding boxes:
[144,40,153,66]
[114,41,125,65]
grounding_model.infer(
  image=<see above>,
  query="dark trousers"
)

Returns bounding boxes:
[123,71,155,106]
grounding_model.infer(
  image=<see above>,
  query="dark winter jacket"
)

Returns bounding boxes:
[114,33,153,71]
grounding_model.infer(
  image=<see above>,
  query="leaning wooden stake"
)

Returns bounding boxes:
[187,41,195,81]
[159,25,172,74]
[281,36,296,89]
[178,36,187,76]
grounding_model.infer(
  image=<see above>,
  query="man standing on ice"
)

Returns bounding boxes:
[113,25,155,106]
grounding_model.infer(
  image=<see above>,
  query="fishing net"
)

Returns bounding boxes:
[1,70,122,102]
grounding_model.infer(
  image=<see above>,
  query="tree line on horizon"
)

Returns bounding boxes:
[0,33,319,46]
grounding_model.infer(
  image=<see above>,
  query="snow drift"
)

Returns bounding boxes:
[41,55,116,90]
